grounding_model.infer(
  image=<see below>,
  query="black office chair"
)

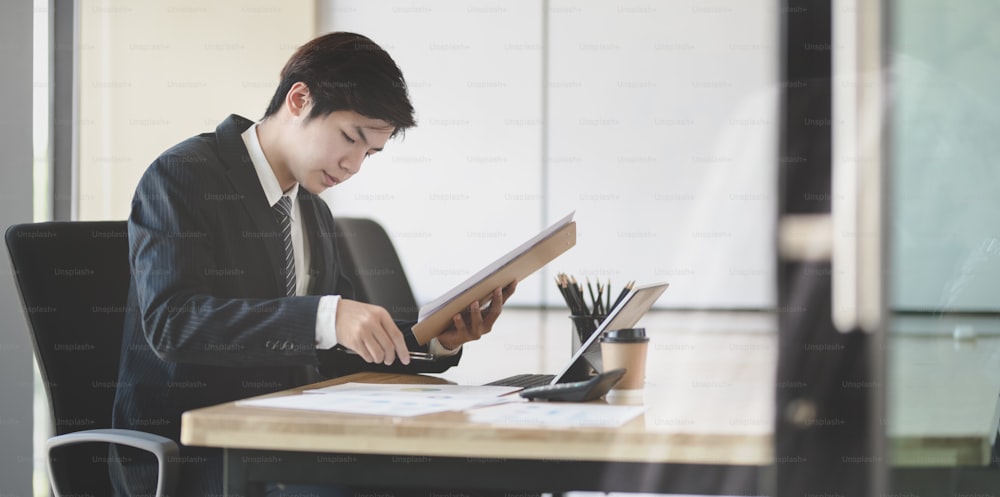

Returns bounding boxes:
[332,217,419,321]
[5,221,178,497]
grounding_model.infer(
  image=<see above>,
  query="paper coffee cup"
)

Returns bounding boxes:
[600,328,649,390]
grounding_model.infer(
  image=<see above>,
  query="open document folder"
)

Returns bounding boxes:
[237,383,522,417]
[411,212,577,344]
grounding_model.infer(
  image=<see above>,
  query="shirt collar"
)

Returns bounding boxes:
[240,122,299,210]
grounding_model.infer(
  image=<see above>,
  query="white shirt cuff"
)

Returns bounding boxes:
[315,295,341,350]
[316,297,457,357]
[428,337,461,357]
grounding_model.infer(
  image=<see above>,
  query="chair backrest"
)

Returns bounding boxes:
[6,221,131,496]
[331,217,419,321]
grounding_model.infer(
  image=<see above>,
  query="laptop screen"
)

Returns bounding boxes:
[551,282,669,384]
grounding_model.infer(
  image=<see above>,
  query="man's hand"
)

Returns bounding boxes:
[436,280,518,351]
[335,299,410,365]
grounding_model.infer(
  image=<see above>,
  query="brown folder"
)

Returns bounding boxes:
[412,214,577,345]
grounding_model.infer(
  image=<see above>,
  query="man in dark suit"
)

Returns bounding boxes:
[111,32,515,497]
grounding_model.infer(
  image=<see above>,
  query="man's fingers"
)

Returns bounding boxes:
[453,313,469,336]
[381,313,410,365]
[366,309,400,365]
[352,340,374,363]
[468,300,487,340]
[362,338,384,364]
[369,323,398,366]
[478,290,499,328]
[471,300,483,326]
[335,300,412,365]
[501,280,518,302]
[491,287,504,315]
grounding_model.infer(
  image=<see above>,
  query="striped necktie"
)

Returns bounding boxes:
[273,195,296,296]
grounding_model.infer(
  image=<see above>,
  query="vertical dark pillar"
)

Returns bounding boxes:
[776,0,876,496]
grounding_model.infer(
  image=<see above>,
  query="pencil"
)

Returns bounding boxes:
[585,278,598,315]
[569,276,588,315]
[576,282,589,315]
[556,274,574,312]
[611,280,633,310]
[595,281,604,316]
[606,278,612,315]
[560,274,583,315]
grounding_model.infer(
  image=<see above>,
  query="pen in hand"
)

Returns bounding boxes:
[338,346,436,362]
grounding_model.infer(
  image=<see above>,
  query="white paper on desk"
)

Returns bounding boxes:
[238,393,469,416]
[466,402,645,428]
[417,211,575,320]
[303,382,521,399]
[239,384,522,417]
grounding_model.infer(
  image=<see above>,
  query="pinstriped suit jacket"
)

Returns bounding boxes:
[110,114,459,496]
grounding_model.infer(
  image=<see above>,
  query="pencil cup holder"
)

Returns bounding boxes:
[569,314,604,354]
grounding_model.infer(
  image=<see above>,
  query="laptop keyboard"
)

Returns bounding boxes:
[483,373,556,388]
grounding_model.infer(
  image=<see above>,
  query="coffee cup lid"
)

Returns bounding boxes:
[600,328,649,343]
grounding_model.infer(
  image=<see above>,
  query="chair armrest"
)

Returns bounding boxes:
[45,428,178,497]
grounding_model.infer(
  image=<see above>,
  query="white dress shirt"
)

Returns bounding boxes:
[241,123,457,357]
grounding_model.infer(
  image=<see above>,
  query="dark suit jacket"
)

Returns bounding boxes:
[111,114,460,496]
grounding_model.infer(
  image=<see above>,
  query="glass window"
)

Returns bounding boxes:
[889,0,1000,491]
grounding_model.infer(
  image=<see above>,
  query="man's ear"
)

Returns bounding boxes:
[285,81,311,119]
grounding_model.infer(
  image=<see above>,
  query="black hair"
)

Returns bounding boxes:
[263,32,415,137]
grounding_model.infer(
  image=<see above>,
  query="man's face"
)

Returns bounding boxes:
[285,109,394,194]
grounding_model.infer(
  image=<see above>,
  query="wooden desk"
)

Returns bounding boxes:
[182,310,775,495]
[182,371,768,495]
[179,310,1000,494]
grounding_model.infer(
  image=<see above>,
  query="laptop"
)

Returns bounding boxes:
[483,282,670,388]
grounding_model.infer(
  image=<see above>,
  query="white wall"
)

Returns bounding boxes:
[77,0,316,220]
[319,0,778,309]
[318,0,546,306]
[72,0,780,310]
